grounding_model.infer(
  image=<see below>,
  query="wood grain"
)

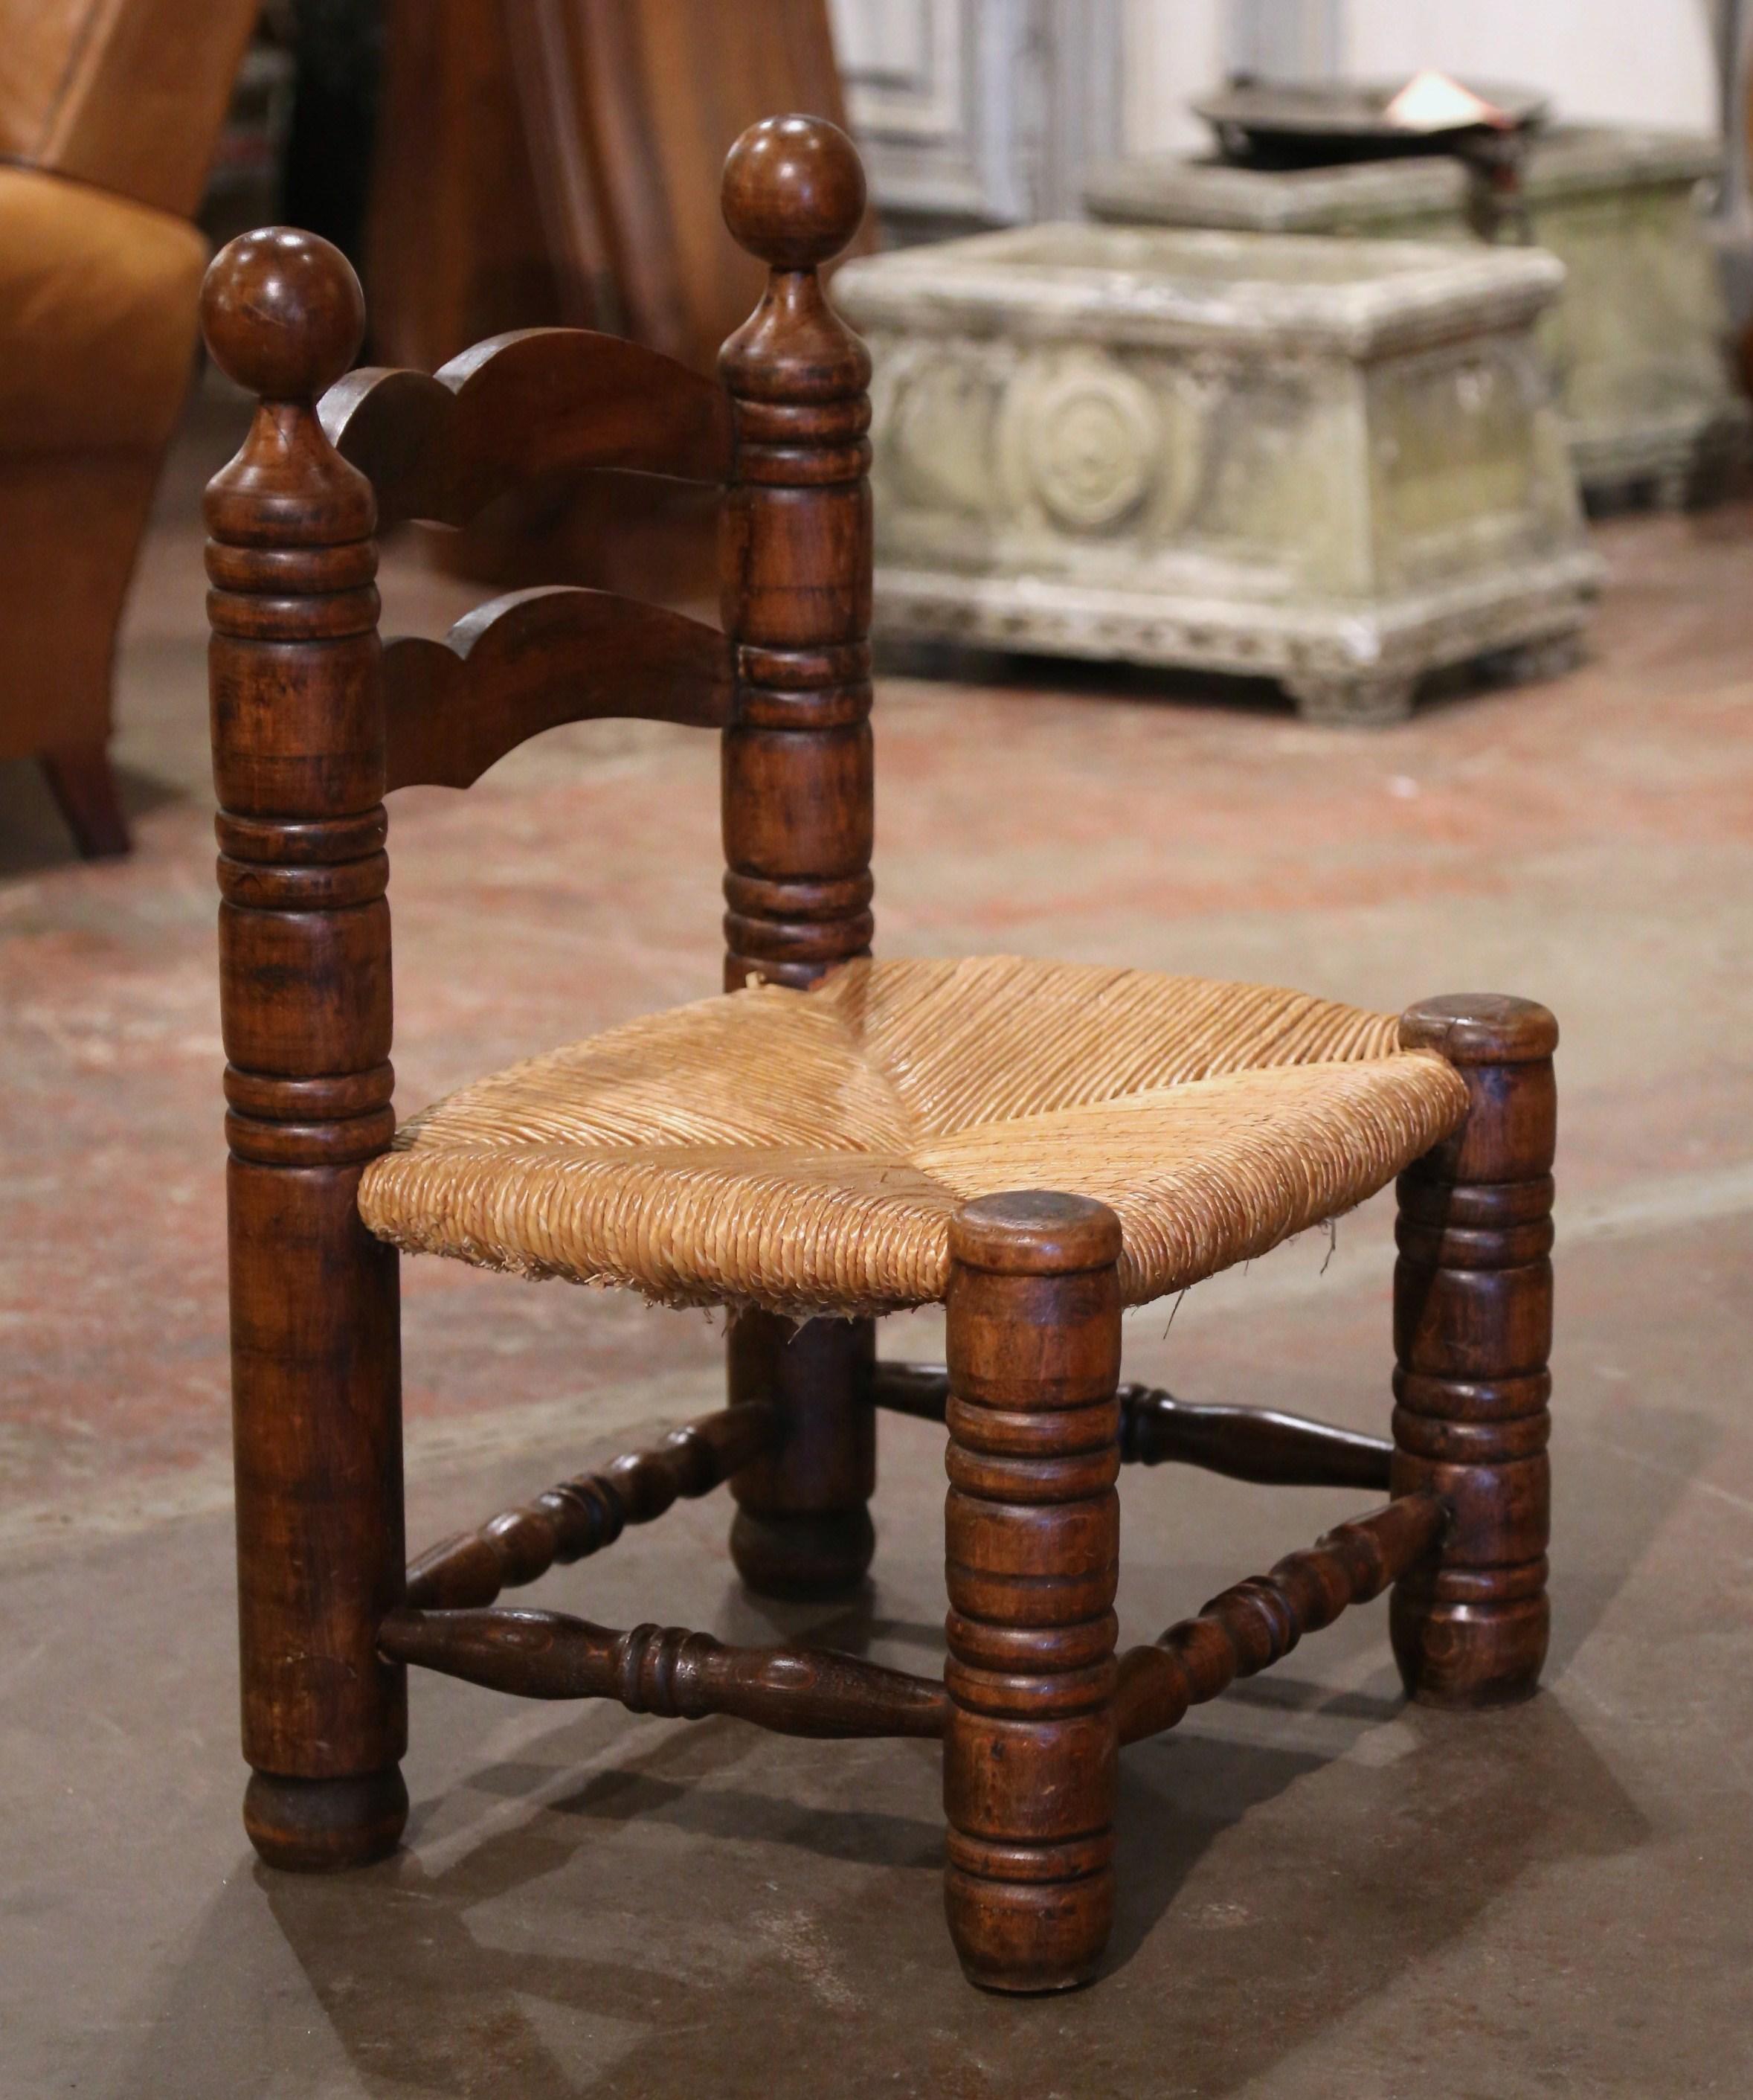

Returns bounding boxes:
[193,127,1553,1990]
[405,1404,780,1610]
[1113,1494,1448,1745]
[382,586,733,792]
[380,1606,947,1738]
[202,227,408,1872]
[718,117,874,994]
[869,1361,1395,1489]
[321,327,732,531]
[717,119,881,1601]
[942,1192,1123,1994]
[1390,995,1557,1707]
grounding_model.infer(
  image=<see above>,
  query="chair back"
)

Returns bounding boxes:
[0,0,257,217]
[196,115,875,1239]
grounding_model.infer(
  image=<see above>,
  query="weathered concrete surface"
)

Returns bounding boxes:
[1087,125,1751,506]
[3,390,1753,2095]
[837,223,1599,722]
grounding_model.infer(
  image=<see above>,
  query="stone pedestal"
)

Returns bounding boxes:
[834,225,1601,725]
[1087,126,1749,508]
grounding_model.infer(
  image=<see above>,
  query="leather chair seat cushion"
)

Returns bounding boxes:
[0,162,207,454]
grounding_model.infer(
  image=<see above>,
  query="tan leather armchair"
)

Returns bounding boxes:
[0,0,257,854]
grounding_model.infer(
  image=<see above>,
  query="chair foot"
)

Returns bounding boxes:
[39,745,129,858]
[1389,1583,1548,1709]
[729,1507,875,1600]
[243,1767,408,1872]
[948,1834,1116,1994]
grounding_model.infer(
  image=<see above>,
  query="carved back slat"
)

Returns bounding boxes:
[321,327,733,532]
[382,587,734,793]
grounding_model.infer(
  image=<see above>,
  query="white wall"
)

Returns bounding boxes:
[1122,0,1722,152]
[1122,0,1224,154]
[1342,0,1717,133]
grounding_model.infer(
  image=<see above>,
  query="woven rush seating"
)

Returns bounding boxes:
[360,957,1470,1315]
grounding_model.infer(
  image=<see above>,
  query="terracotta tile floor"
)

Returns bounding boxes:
[3,391,1752,2096]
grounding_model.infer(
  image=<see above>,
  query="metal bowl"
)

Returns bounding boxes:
[1194,78,1549,169]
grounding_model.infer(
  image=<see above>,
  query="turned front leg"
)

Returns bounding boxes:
[1392,996,1557,1707]
[942,1193,1122,1994]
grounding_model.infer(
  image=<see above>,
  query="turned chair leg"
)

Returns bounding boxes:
[942,1192,1122,1993]
[40,743,129,858]
[1391,996,1557,1706]
[727,1313,876,1599]
[230,1157,408,1869]
[202,232,409,1868]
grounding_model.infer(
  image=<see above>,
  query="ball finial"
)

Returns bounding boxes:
[722,115,866,271]
[201,228,364,402]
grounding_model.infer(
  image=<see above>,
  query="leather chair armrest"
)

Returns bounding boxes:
[0,163,208,455]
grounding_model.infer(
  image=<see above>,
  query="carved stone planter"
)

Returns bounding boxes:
[1087,126,1749,508]
[834,225,1601,724]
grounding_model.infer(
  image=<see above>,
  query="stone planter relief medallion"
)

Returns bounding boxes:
[875,339,1205,542]
[997,351,1200,539]
[875,337,1004,518]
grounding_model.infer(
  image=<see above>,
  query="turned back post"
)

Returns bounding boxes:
[717,115,875,992]
[202,229,407,1869]
[715,117,880,1603]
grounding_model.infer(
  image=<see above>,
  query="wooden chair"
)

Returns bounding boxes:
[201,117,1557,1996]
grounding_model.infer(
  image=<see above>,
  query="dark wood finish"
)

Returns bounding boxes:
[942,1192,1123,1995]
[1118,1383,1393,1488]
[717,119,881,1600]
[321,329,733,533]
[382,587,733,794]
[718,117,875,993]
[405,1404,781,1611]
[379,1606,947,1738]
[869,1361,1394,1490]
[200,126,1562,1985]
[1113,1494,1448,1746]
[727,1312,876,1598]
[1391,995,1557,1707]
[201,228,408,1872]
[867,1359,953,1422]
[39,742,129,858]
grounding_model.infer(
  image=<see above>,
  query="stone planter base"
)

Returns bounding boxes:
[876,550,1599,725]
[836,224,1603,726]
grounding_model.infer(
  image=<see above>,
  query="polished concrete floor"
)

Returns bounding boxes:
[4,397,1753,2096]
